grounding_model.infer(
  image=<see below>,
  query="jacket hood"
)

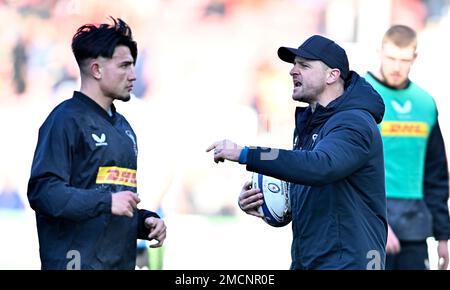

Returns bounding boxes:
[308,71,385,126]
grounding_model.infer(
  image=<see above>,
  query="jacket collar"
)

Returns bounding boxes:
[72,91,117,124]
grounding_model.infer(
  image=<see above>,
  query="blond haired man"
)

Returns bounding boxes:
[366,25,450,270]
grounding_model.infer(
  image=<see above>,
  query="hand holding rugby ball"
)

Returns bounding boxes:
[251,172,291,227]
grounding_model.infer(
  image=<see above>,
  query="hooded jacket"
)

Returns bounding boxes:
[245,72,387,269]
[27,92,159,270]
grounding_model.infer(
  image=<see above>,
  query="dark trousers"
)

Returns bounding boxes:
[385,240,429,270]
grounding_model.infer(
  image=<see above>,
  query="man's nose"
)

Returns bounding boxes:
[129,66,137,81]
[393,59,402,71]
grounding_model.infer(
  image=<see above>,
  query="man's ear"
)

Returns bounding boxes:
[91,62,102,80]
[326,68,341,85]
[412,52,418,64]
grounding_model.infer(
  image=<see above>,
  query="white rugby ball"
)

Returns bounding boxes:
[252,172,291,227]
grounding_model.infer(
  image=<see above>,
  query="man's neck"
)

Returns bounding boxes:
[316,85,344,108]
[80,85,112,113]
[373,70,409,90]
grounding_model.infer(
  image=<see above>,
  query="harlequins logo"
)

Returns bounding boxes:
[125,130,138,157]
[294,136,299,147]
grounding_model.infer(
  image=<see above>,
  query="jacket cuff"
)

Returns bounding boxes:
[434,233,450,241]
[245,147,266,171]
[138,209,161,240]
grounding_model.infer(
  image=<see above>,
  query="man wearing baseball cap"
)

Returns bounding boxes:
[208,35,388,269]
[278,34,350,81]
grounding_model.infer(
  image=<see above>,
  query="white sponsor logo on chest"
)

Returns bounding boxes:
[92,133,108,146]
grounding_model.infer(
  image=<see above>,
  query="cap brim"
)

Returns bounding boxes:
[277,47,320,63]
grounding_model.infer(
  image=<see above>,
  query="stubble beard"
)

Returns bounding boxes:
[115,93,131,102]
[381,68,407,89]
[293,84,324,104]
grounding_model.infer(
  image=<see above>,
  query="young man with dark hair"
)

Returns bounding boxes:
[27,17,166,270]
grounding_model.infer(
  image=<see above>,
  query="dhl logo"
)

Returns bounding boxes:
[96,166,137,187]
[381,121,428,137]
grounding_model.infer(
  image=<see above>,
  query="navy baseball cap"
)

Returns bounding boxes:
[277,35,349,81]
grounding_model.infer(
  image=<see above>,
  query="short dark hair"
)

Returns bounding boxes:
[71,17,137,71]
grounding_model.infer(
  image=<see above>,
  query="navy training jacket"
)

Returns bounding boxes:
[27,92,159,270]
[246,72,387,269]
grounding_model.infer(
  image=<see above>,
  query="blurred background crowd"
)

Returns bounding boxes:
[1,0,450,269]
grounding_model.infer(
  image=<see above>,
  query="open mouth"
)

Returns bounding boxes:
[293,80,302,88]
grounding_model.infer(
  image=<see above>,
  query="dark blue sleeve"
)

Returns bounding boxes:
[137,209,161,240]
[27,113,111,222]
[246,111,375,186]
[423,120,450,241]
